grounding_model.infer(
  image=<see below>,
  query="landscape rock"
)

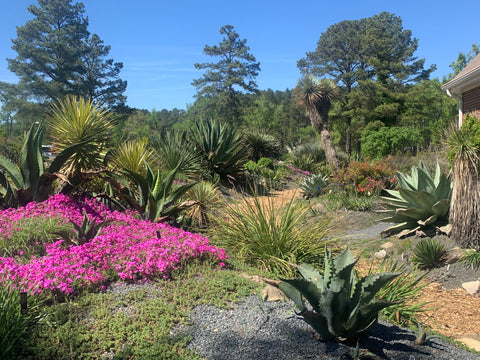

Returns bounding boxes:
[456,335,480,352]
[462,279,480,295]
[262,284,287,301]
[380,241,394,250]
[445,247,466,264]
[374,249,387,259]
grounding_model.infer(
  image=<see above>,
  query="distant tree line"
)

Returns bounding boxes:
[0,2,464,162]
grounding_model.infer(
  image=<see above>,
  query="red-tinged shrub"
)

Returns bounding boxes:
[333,160,396,196]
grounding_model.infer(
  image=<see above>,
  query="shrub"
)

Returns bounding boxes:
[212,191,334,277]
[461,250,480,269]
[333,160,396,196]
[411,238,446,268]
[0,278,44,359]
[361,126,423,158]
[279,248,400,342]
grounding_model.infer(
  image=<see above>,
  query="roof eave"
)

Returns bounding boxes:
[442,67,480,96]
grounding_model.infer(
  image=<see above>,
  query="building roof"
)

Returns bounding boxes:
[442,53,480,96]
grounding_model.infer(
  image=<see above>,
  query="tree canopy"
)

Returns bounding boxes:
[298,12,436,155]
[0,0,127,129]
[192,24,261,98]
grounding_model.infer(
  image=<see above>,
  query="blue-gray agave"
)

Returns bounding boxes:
[279,248,399,342]
[380,162,451,237]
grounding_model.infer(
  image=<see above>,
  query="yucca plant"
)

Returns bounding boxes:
[212,191,334,277]
[410,238,446,269]
[445,116,480,248]
[108,139,155,175]
[179,181,222,227]
[279,248,400,342]
[191,120,248,184]
[300,173,330,199]
[242,129,282,161]
[48,96,115,179]
[0,123,86,207]
[371,260,431,326]
[380,162,452,237]
[154,130,201,179]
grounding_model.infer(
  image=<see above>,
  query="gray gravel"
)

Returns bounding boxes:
[171,295,480,360]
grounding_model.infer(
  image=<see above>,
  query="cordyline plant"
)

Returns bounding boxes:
[278,248,400,342]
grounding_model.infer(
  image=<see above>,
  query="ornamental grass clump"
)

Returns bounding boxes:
[0,194,227,296]
[279,248,400,342]
[0,277,44,359]
[411,238,446,269]
[212,191,334,277]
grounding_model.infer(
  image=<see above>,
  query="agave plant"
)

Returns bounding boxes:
[300,173,330,199]
[279,248,399,342]
[121,163,196,222]
[55,211,112,246]
[380,162,452,237]
[0,123,86,208]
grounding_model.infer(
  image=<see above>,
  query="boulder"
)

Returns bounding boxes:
[445,247,466,264]
[462,279,480,296]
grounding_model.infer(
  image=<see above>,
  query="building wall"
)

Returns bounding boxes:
[462,85,480,119]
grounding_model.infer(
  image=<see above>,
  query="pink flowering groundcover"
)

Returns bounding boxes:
[0,194,227,295]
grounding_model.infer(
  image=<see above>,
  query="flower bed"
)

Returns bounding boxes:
[0,194,227,295]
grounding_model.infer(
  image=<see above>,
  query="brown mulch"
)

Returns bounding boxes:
[417,282,480,339]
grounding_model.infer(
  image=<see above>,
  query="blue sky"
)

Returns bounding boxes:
[0,0,478,111]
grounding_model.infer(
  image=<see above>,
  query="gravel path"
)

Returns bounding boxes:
[171,295,480,360]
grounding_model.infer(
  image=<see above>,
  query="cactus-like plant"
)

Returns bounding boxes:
[300,173,329,199]
[380,162,451,237]
[279,248,400,342]
[55,211,112,246]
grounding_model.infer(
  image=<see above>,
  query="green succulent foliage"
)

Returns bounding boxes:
[0,123,85,208]
[55,211,112,246]
[242,130,282,161]
[279,248,400,342]
[122,163,196,222]
[300,173,330,199]
[191,120,248,184]
[411,238,446,269]
[380,162,452,236]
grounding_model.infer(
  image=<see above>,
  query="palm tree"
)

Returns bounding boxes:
[294,75,340,170]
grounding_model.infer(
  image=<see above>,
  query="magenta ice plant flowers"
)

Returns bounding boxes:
[0,194,227,295]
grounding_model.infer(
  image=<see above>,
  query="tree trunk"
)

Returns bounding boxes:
[450,155,480,248]
[321,127,340,170]
[345,116,352,156]
[307,106,340,170]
